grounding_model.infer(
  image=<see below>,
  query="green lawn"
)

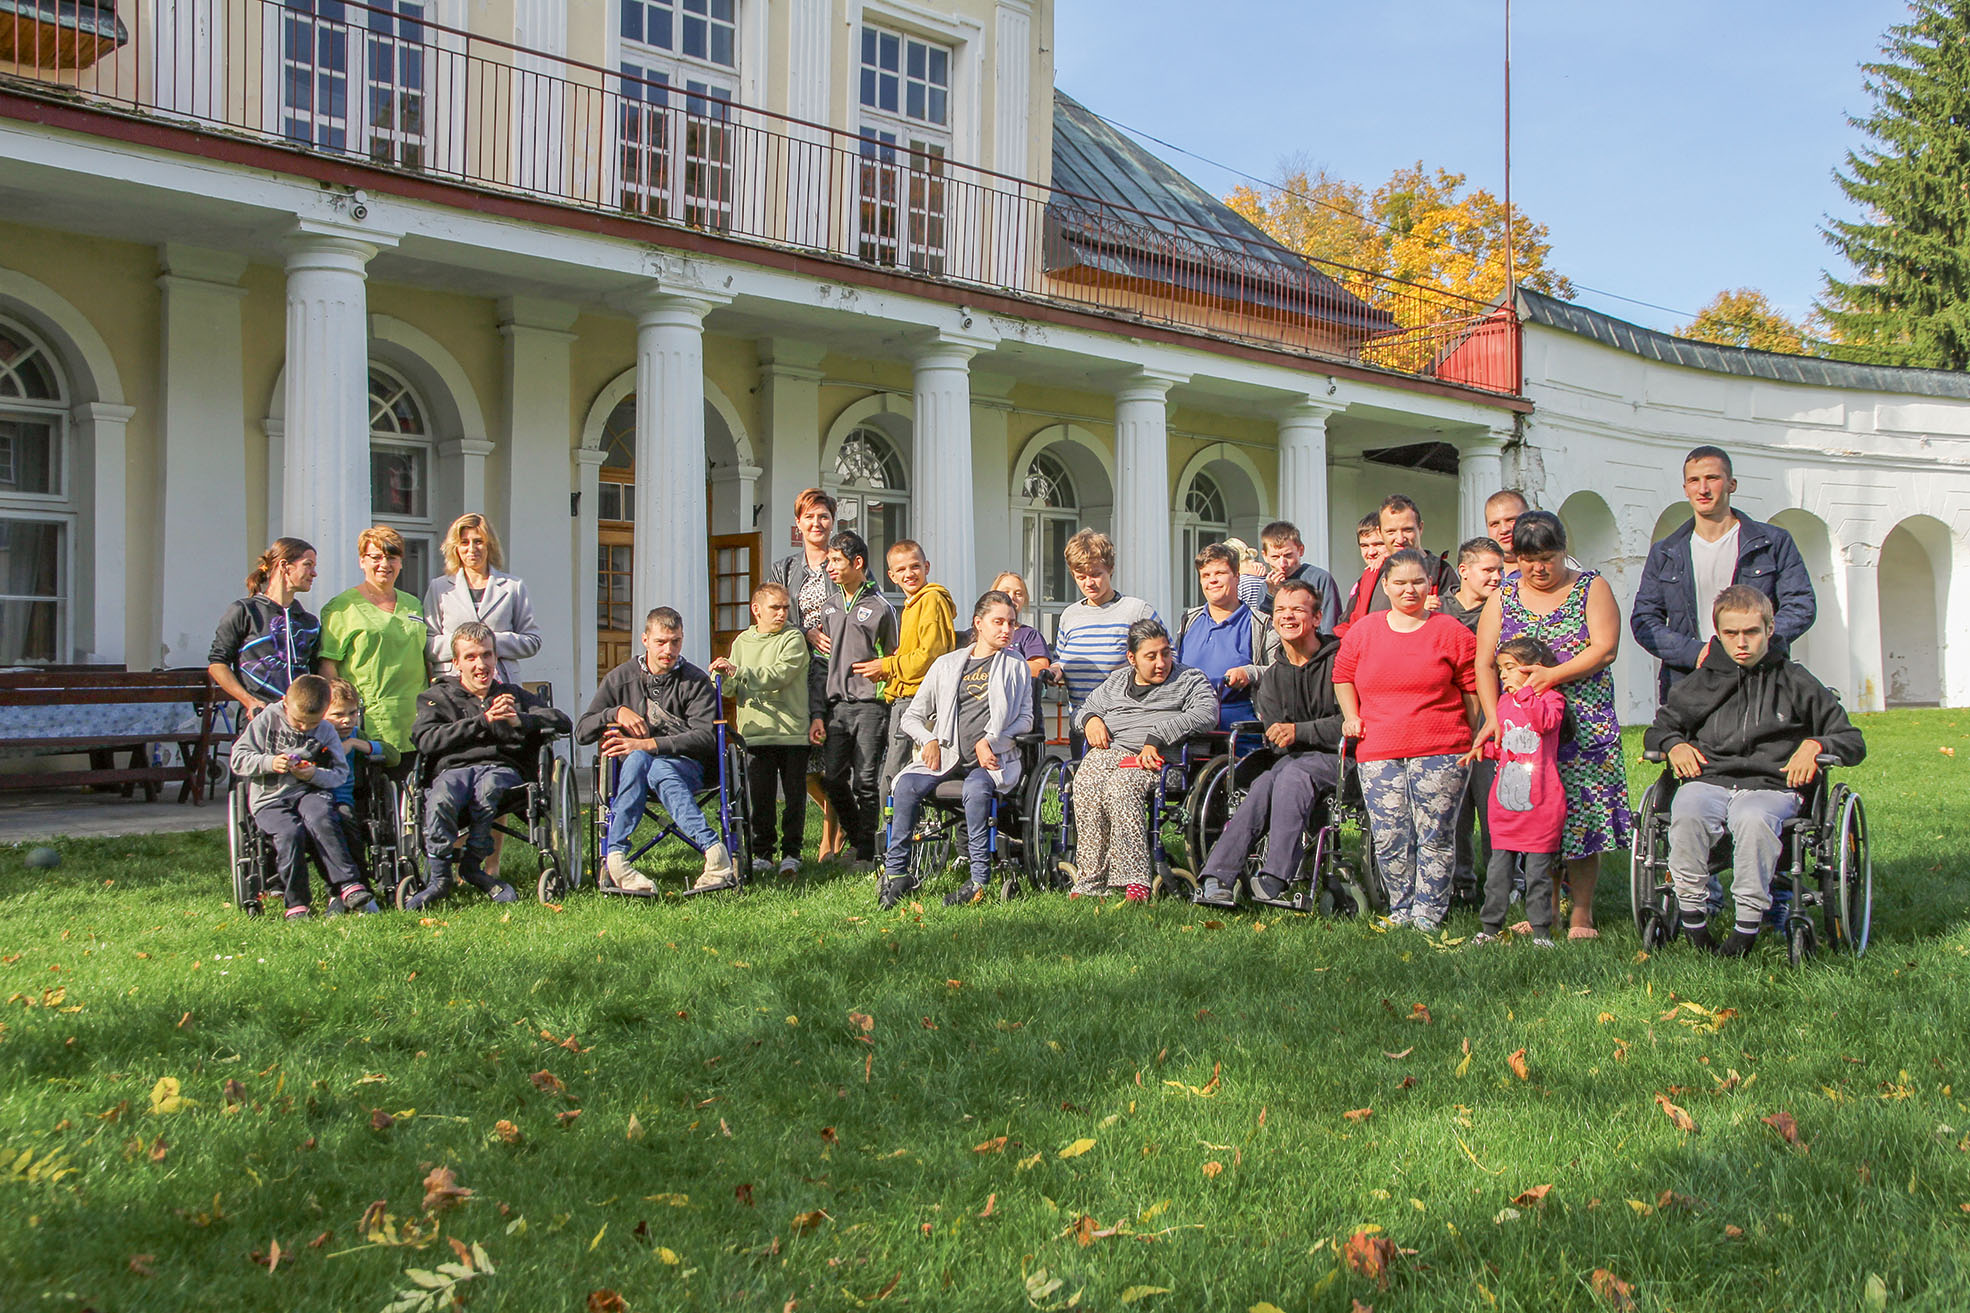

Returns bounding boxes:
[3,710,1968,1312]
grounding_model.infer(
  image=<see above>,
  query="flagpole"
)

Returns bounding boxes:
[1504,0,1515,299]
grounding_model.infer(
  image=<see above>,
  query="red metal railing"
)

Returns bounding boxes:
[2,0,1520,396]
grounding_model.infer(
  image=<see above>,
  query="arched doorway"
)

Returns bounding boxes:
[1769,509,1845,693]
[1651,502,1692,544]
[1879,517,1949,707]
[1557,490,1619,575]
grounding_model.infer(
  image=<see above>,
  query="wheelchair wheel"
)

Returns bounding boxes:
[1638,907,1672,952]
[1829,789,1871,957]
[1021,757,1073,889]
[1788,915,1816,967]
[1629,773,1672,934]
[538,754,582,904]
[227,785,263,915]
[1182,756,1235,876]
[907,819,954,893]
[1152,864,1198,901]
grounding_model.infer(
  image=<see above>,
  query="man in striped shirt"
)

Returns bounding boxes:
[1053,530,1160,718]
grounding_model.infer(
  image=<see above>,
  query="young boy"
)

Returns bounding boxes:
[1257,520,1342,632]
[1338,513,1386,628]
[228,672,372,919]
[861,539,954,795]
[1053,529,1159,716]
[409,621,572,909]
[1643,585,1865,956]
[818,530,899,865]
[880,589,1035,908]
[1442,537,1505,633]
[1442,537,1507,902]
[579,607,731,892]
[323,678,402,897]
[710,582,815,878]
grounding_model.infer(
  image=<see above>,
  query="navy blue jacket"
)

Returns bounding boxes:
[1630,511,1816,703]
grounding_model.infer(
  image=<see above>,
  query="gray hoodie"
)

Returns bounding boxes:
[228,700,350,812]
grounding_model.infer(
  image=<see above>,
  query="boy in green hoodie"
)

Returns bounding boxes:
[711,582,818,878]
[856,539,955,794]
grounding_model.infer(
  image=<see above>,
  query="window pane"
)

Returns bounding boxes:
[906,82,923,121]
[621,0,641,41]
[0,331,59,401]
[878,31,898,71]
[0,416,61,495]
[709,24,733,66]
[861,25,874,64]
[928,46,947,85]
[401,537,431,591]
[927,87,946,126]
[0,518,63,663]
[370,445,427,517]
[906,40,924,79]
[859,68,876,108]
[597,482,621,522]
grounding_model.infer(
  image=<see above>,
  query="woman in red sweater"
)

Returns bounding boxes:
[1333,549,1479,933]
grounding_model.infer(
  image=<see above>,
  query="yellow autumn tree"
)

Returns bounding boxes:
[1678,289,1813,355]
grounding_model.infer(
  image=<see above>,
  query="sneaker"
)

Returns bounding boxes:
[1528,933,1557,949]
[878,875,914,910]
[1124,882,1149,903]
[486,881,519,904]
[606,851,657,894]
[751,857,775,875]
[284,905,312,920]
[1250,874,1290,904]
[1411,917,1442,935]
[1383,908,1413,928]
[323,896,348,918]
[778,857,801,877]
[1467,931,1501,948]
[1196,877,1237,908]
[700,842,736,885]
[943,880,987,907]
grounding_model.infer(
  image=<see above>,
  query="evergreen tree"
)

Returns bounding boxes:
[1820,0,1970,368]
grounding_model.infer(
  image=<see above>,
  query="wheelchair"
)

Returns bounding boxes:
[878,722,1066,904]
[1628,750,1872,966]
[1173,732,1385,916]
[393,734,583,908]
[585,676,749,898]
[226,751,413,915]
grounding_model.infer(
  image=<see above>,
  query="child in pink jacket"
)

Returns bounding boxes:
[1469,637,1568,947]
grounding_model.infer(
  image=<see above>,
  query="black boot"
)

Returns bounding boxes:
[1679,910,1718,954]
[456,853,518,904]
[1718,922,1761,958]
[405,859,454,911]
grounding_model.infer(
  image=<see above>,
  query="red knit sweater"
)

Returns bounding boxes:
[1332,613,1477,761]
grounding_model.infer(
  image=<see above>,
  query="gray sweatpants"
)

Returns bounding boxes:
[1667,779,1800,923]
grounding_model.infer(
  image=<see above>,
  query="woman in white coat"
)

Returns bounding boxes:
[425,514,542,682]
[877,590,1034,910]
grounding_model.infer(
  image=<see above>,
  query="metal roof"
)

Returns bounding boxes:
[1518,287,1970,400]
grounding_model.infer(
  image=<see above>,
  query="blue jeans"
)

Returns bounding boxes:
[607,751,717,854]
[885,767,1001,882]
[424,763,522,860]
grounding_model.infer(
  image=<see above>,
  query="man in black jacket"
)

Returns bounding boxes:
[407,622,572,909]
[1195,580,1346,908]
[578,606,733,893]
[1643,585,1865,956]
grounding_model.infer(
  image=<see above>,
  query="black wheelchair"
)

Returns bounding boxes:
[226,749,412,915]
[585,675,749,898]
[393,734,583,908]
[1628,751,1872,965]
[1174,733,1385,916]
[878,720,1067,905]
[1038,727,1226,902]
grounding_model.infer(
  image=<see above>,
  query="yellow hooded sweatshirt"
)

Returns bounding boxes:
[878,581,956,701]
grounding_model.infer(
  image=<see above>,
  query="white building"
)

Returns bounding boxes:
[0,0,1962,728]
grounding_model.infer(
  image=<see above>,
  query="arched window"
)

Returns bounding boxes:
[1178,471,1229,611]
[367,365,436,587]
[827,426,909,585]
[1020,450,1079,630]
[0,318,72,663]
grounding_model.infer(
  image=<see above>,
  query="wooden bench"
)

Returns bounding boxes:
[0,667,226,804]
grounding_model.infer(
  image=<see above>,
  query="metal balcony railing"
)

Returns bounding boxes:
[0,0,1521,396]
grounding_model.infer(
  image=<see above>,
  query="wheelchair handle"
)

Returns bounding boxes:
[1642,749,1666,763]
[1815,753,1839,768]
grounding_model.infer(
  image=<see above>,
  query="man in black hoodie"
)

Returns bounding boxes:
[578,606,733,893]
[1196,580,1346,908]
[408,622,572,909]
[1643,585,1865,956]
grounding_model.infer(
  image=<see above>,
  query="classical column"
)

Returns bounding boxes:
[758,337,827,529]
[499,296,579,708]
[1457,428,1510,544]
[1843,541,1886,713]
[282,221,396,597]
[632,289,729,666]
[1276,399,1339,570]
[155,245,248,667]
[912,334,991,600]
[71,401,136,664]
[1113,370,1186,617]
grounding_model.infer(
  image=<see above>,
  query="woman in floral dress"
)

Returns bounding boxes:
[1472,510,1632,938]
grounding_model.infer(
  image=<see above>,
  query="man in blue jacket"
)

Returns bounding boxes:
[1630,445,1816,704]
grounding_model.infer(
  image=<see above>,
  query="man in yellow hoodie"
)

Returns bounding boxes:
[852,538,955,795]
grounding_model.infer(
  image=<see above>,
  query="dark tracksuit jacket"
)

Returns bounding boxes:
[1253,632,1346,755]
[577,656,719,771]
[1631,511,1816,702]
[411,677,572,778]
[1642,645,1865,792]
[817,580,898,705]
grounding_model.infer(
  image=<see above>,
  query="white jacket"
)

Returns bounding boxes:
[894,646,1034,793]
[425,569,542,682]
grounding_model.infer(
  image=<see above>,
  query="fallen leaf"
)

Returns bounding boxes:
[790,1210,829,1234]
[587,1292,628,1313]
[1589,1268,1636,1310]
[1343,1107,1373,1122]
[1408,1003,1433,1025]
[1344,1231,1395,1287]
[734,1182,755,1207]
[266,1237,283,1274]
[820,1126,839,1144]
[128,1253,155,1277]
[493,1119,522,1145]
[557,1108,583,1127]
[1119,1288,1171,1303]
[1352,1303,1374,1313]
[848,1010,875,1033]
[1383,1048,1413,1060]
[1655,1093,1698,1134]
[370,1109,394,1132]
[973,1136,1008,1154]
[1511,1184,1553,1207]
[626,1113,644,1141]
[223,1079,248,1106]
[1762,1111,1805,1148]
[358,1200,387,1235]
[1507,1049,1530,1081]
[656,1247,679,1265]
[1015,1152,1043,1171]
[421,1166,473,1213]
[149,1076,190,1115]
[1058,1137,1096,1159]
[979,1192,996,1218]
[148,1136,168,1164]
[1863,1275,1887,1312]
[1656,1190,1699,1213]
[1724,1223,1745,1239]
[1250,1305,1287,1313]
[1201,1160,1224,1179]
[530,1070,567,1096]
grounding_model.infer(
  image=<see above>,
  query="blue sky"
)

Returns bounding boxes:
[1053,0,1908,333]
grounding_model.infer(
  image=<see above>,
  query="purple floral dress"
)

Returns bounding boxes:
[1497,570,1633,861]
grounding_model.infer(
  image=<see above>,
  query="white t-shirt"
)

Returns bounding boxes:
[1689,520,1741,643]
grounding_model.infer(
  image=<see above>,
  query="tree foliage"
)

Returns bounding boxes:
[1678,289,1814,354]
[1819,0,1970,368]
[1225,160,1575,305]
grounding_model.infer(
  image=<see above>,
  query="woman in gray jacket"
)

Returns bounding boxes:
[1062,618,1219,901]
[425,514,541,682]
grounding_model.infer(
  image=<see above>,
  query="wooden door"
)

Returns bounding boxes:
[709,533,762,662]
[597,526,635,682]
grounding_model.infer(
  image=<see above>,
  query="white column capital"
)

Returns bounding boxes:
[440,437,497,460]
[1278,398,1343,429]
[73,400,137,427]
[913,328,997,369]
[1115,369,1188,405]
[622,286,732,327]
[758,336,828,379]
[573,446,609,469]
[284,218,398,270]
[1463,429,1511,458]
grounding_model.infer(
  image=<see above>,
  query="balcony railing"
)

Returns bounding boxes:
[0,0,1521,397]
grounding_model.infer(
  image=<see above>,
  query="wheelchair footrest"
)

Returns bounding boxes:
[678,877,742,898]
[596,883,662,899]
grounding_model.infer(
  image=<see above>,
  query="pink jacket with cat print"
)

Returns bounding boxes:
[1484,687,1567,853]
